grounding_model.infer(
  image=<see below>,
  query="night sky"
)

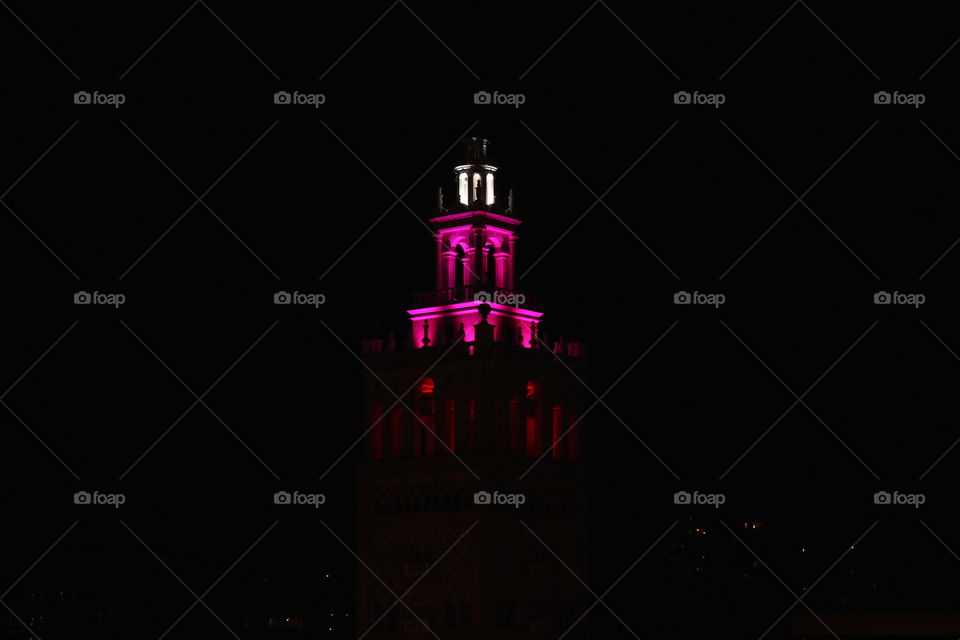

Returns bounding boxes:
[3,2,960,638]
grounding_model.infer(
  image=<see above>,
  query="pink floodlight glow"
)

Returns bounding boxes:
[407,301,542,321]
[430,211,522,226]
[406,301,543,347]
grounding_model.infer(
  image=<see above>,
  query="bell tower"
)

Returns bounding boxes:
[357,138,589,639]
[410,138,541,349]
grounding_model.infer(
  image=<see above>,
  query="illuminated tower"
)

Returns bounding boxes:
[358,138,589,639]
[408,138,541,348]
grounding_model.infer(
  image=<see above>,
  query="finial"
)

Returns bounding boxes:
[478,302,491,324]
[437,186,444,212]
[507,188,514,213]
[421,320,431,347]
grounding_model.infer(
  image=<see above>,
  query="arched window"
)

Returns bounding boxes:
[472,172,481,203]
[509,398,523,455]
[443,397,456,452]
[567,412,581,462]
[526,409,542,457]
[455,244,466,289]
[467,398,477,451]
[418,378,437,455]
[458,172,468,205]
[524,381,542,457]
[370,405,384,460]
[525,380,537,399]
[551,404,564,460]
[389,407,404,458]
[484,243,495,287]
[485,173,495,205]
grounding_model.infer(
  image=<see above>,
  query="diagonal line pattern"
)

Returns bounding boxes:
[123,520,278,640]
[0,520,79,639]
[720,320,879,480]
[322,519,477,640]
[520,0,678,80]
[320,321,479,480]
[722,519,878,640]
[0,0,80,79]
[523,519,678,640]
[720,0,877,80]
[119,320,280,480]
[520,120,680,280]
[119,0,277,80]
[317,120,479,281]
[719,120,879,280]
[1,121,81,279]
[525,325,680,480]
[119,120,280,280]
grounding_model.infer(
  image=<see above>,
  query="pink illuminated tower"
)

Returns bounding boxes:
[357,138,589,639]
[408,138,542,348]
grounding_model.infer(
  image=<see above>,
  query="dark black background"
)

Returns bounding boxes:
[2,2,960,638]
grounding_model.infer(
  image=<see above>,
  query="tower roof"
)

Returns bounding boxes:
[463,137,492,166]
